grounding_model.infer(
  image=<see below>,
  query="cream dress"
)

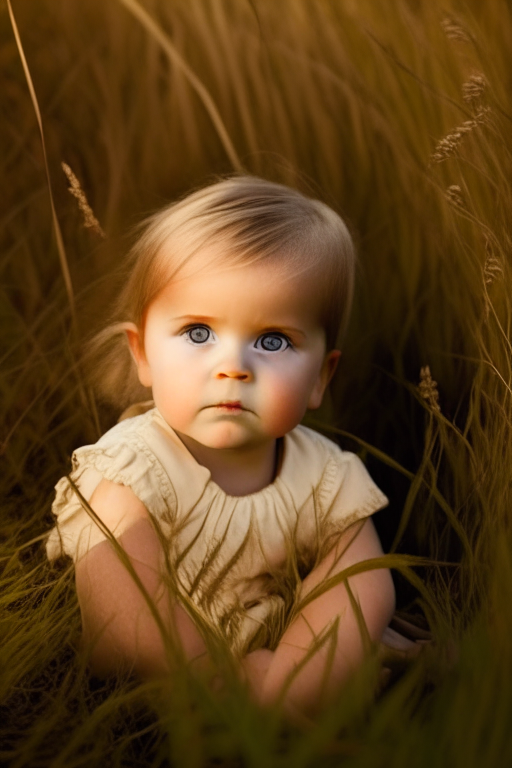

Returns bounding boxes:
[46,408,388,655]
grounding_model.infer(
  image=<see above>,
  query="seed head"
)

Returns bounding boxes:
[462,74,487,106]
[441,17,471,43]
[445,184,465,208]
[419,366,441,413]
[61,162,105,238]
[483,238,503,286]
[430,108,490,163]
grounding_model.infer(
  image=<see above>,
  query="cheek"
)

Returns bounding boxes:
[146,343,202,418]
[260,367,316,434]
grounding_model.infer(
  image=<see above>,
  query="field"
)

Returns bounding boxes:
[1,0,511,765]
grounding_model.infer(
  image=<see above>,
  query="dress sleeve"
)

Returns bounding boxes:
[46,431,176,563]
[315,449,389,558]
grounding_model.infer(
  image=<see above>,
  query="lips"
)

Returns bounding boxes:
[214,401,244,411]
[203,400,251,413]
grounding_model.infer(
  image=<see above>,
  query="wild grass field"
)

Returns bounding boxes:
[1,0,511,765]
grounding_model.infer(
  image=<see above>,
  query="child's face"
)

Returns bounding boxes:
[127,256,340,452]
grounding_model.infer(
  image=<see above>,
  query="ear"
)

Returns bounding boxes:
[124,322,153,388]
[307,350,341,410]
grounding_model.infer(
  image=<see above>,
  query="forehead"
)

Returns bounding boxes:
[150,253,326,328]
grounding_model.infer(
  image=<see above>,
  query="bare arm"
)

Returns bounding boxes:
[245,518,395,719]
[75,479,207,678]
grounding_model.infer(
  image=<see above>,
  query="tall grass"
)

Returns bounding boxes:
[1,0,511,765]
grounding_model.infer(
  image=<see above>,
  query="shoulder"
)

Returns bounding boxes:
[73,409,180,510]
[56,409,178,528]
[287,425,385,483]
[286,424,388,521]
[285,424,343,462]
[284,424,354,488]
[94,407,160,450]
[278,425,354,515]
[48,410,179,562]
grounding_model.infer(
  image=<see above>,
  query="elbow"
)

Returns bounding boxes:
[79,620,124,679]
[81,626,171,680]
[79,605,172,680]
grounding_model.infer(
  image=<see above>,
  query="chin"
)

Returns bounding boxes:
[198,426,258,451]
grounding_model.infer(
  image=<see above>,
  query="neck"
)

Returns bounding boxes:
[175,433,277,496]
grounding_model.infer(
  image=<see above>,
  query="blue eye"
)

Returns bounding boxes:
[185,325,211,344]
[255,333,291,352]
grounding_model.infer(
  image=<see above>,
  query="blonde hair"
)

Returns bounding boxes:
[88,175,356,410]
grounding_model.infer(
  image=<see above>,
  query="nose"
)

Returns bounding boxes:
[216,368,251,381]
[214,341,253,382]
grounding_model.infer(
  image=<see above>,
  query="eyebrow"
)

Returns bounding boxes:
[258,325,306,339]
[173,315,306,339]
[173,315,216,324]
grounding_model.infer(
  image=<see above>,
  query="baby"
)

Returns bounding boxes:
[46,176,396,720]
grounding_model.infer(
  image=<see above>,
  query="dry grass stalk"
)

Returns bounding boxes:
[61,162,105,238]
[440,17,471,43]
[419,366,441,413]
[430,107,490,163]
[462,74,487,106]
[483,238,503,286]
[445,184,465,208]
[6,0,76,323]
[116,0,242,172]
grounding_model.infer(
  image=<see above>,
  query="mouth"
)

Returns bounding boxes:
[209,401,246,412]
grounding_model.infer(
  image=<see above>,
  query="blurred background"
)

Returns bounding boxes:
[1,1,511,765]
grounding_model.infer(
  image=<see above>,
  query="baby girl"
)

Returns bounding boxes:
[46,176,396,721]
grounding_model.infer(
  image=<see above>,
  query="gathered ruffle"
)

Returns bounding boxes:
[46,417,177,562]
